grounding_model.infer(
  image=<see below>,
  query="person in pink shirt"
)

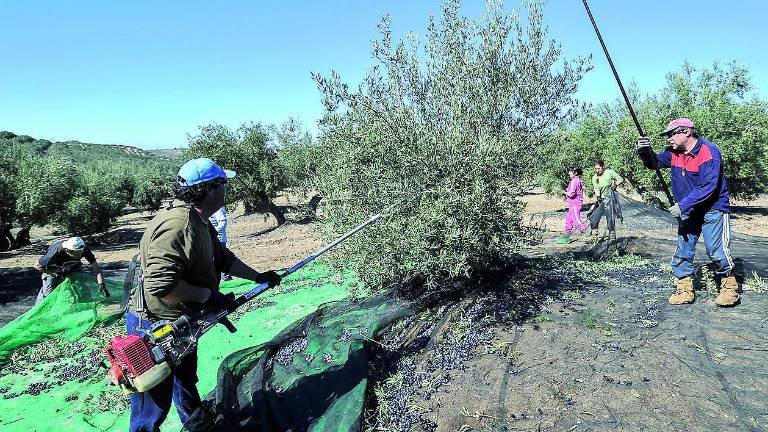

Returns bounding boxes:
[558,166,590,244]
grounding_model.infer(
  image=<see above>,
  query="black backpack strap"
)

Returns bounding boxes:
[121,253,142,313]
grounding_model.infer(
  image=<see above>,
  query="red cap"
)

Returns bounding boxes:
[660,118,695,136]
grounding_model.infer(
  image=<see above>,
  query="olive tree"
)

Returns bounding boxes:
[272,118,319,192]
[54,164,134,235]
[312,0,590,290]
[14,153,79,230]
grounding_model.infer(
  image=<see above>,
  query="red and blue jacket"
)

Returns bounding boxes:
[655,138,730,217]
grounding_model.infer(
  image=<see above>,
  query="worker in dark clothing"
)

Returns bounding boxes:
[126,157,282,432]
[33,236,108,304]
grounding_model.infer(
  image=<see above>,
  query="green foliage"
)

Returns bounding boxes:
[743,271,767,294]
[54,166,133,234]
[658,61,768,200]
[1,134,174,237]
[312,0,589,290]
[273,118,319,191]
[540,61,768,203]
[131,171,170,211]
[187,122,285,215]
[577,309,596,329]
[13,134,34,144]
[0,142,25,226]
[14,153,79,228]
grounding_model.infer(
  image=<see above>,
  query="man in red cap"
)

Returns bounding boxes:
[637,119,739,307]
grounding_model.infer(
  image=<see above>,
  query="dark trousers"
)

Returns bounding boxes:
[590,199,616,232]
[126,312,205,432]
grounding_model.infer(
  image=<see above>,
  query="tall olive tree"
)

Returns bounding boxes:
[312,0,590,290]
[272,118,319,192]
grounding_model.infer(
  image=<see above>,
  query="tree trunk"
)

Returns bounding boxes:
[244,201,255,215]
[268,201,286,226]
[307,194,322,215]
[0,214,7,251]
[12,226,30,248]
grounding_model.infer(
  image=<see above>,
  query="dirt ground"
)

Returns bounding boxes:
[1,190,767,431]
[407,258,768,432]
[360,190,768,432]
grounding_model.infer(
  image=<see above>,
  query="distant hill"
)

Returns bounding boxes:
[148,148,185,161]
[0,130,184,165]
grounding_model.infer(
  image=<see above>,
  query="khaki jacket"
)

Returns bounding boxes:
[129,200,236,320]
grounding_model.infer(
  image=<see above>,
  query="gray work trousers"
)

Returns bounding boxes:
[589,199,616,232]
[35,273,63,305]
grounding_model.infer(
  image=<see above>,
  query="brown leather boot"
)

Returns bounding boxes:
[669,276,695,305]
[715,275,740,307]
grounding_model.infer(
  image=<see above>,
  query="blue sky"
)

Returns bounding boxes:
[1,1,765,149]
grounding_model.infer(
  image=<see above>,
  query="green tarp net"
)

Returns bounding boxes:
[0,273,122,364]
[0,261,369,432]
[186,293,414,431]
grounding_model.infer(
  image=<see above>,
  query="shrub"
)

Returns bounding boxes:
[312,0,589,290]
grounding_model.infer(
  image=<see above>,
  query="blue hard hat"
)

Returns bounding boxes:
[177,158,236,186]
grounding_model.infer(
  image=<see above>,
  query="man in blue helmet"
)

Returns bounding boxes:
[126,158,283,431]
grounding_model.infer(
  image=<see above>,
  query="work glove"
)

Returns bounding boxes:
[256,270,282,288]
[637,136,659,170]
[668,203,682,218]
[636,136,652,151]
[98,282,110,297]
[205,290,238,313]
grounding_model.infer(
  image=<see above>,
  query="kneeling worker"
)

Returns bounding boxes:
[126,158,282,432]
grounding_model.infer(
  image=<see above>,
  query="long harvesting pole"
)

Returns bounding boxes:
[180,206,392,337]
[580,0,676,206]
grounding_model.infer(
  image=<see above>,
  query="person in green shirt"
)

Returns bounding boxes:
[588,159,624,242]
[126,158,282,432]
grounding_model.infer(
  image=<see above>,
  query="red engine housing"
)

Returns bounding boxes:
[106,334,155,386]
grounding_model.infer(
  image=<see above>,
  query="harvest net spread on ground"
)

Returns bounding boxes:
[576,194,768,276]
[2,197,768,432]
